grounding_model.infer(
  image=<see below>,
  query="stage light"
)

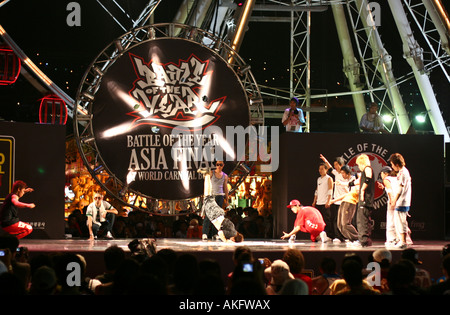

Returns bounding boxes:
[92,66,104,77]
[237,64,251,76]
[114,40,124,52]
[415,113,427,123]
[93,165,105,174]
[250,98,264,106]
[82,92,95,102]
[382,114,393,123]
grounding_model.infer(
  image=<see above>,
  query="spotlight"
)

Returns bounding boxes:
[382,114,393,123]
[250,98,263,106]
[92,66,104,77]
[93,165,104,174]
[82,92,95,102]
[114,40,124,52]
[415,114,426,123]
[238,64,251,76]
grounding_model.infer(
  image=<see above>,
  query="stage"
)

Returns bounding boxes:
[19,238,449,284]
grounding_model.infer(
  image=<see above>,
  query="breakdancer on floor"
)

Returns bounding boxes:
[198,168,243,243]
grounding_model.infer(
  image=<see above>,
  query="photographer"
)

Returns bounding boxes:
[282,97,306,132]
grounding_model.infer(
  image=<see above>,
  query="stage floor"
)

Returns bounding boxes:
[20,238,449,281]
[20,238,449,254]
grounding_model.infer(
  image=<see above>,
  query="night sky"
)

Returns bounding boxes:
[0,0,447,134]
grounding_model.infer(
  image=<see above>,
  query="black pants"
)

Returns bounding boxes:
[356,203,373,246]
[316,204,333,238]
[330,204,345,240]
[92,213,116,236]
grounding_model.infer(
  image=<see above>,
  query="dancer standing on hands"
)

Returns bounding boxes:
[199,168,243,243]
[201,161,229,240]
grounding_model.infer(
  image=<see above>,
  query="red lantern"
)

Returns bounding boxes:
[0,46,21,85]
[39,95,68,125]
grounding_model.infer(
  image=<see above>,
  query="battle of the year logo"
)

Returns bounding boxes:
[91,38,250,200]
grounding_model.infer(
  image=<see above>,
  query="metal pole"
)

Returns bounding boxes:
[331,1,367,125]
[354,0,411,134]
[389,0,450,142]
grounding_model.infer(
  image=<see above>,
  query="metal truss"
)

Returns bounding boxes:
[344,0,411,134]
[403,0,449,82]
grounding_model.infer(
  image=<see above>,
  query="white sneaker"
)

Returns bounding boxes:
[320,231,329,243]
[289,235,296,243]
[202,234,208,241]
[395,242,407,249]
[350,240,362,248]
[332,238,341,244]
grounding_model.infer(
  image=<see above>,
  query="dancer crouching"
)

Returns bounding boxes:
[199,168,243,243]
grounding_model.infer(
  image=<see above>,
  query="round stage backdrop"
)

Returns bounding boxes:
[74,25,256,202]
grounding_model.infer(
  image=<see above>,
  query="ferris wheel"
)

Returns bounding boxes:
[1,0,449,213]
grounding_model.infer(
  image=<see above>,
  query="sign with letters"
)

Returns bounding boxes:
[91,38,250,200]
[0,136,15,202]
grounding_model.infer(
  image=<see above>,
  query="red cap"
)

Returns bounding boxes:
[287,200,301,208]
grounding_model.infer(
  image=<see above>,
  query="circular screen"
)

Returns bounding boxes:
[90,38,250,200]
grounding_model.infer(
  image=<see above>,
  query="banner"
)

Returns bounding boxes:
[273,132,445,240]
[91,38,250,200]
[0,136,14,202]
[0,122,66,239]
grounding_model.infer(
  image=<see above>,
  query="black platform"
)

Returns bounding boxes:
[20,238,449,283]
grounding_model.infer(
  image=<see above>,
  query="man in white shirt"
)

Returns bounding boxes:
[389,153,412,249]
[312,163,333,242]
[282,97,306,132]
[86,192,118,240]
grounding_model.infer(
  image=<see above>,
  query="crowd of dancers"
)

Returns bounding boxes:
[282,152,412,248]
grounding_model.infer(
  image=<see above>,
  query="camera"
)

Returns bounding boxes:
[242,263,253,272]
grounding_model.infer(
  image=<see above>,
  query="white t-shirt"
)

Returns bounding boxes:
[315,175,333,205]
[332,169,354,205]
[282,107,305,132]
[396,167,411,207]
[385,176,398,210]
[86,201,112,225]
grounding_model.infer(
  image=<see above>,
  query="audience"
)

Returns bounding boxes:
[311,257,341,295]
[282,248,313,294]
[1,233,450,296]
[335,259,380,295]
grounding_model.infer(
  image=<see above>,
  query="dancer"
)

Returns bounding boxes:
[330,178,359,243]
[388,153,412,249]
[354,154,375,247]
[377,166,398,246]
[0,180,35,239]
[281,200,326,243]
[86,192,118,240]
[312,163,333,241]
[199,168,243,243]
[320,154,350,243]
[202,161,229,240]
